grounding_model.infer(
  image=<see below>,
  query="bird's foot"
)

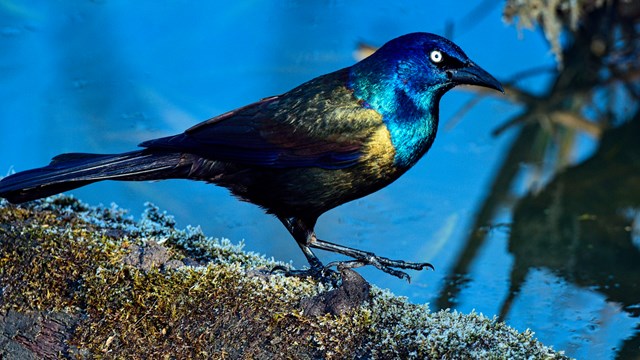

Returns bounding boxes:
[325,254,433,282]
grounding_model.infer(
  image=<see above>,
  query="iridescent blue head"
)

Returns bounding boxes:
[349,32,503,168]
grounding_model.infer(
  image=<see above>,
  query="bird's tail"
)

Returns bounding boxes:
[0,150,188,204]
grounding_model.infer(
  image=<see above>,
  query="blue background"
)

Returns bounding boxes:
[1,1,637,358]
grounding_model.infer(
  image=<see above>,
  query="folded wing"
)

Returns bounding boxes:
[141,75,381,170]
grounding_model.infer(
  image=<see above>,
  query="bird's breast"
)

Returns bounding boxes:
[360,125,398,178]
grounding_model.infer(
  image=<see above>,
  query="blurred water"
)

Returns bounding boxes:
[1,2,638,358]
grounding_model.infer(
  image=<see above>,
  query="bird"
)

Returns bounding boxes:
[0,32,503,281]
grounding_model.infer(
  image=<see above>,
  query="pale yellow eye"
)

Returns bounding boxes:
[430,50,443,63]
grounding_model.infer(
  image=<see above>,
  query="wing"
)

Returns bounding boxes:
[140,69,384,169]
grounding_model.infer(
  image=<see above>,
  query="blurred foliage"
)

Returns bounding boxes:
[504,0,610,65]
[499,0,639,142]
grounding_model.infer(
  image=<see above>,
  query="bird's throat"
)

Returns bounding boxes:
[383,89,439,169]
[351,76,439,169]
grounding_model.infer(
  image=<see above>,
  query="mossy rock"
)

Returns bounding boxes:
[0,196,567,359]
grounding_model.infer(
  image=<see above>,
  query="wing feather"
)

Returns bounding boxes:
[141,69,383,169]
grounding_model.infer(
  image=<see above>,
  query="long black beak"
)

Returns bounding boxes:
[449,62,504,93]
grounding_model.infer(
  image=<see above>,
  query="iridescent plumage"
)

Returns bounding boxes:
[0,33,503,280]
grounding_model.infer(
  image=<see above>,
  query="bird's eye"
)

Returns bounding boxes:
[429,50,443,64]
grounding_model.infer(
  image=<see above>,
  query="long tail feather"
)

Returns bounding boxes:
[0,150,187,203]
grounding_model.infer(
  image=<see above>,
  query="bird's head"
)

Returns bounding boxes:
[349,32,503,168]
[350,32,503,112]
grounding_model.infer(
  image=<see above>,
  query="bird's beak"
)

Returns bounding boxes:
[449,62,504,93]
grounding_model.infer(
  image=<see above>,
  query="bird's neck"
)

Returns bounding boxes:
[349,67,440,169]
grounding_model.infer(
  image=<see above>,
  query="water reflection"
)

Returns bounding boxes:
[507,116,640,357]
[435,4,640,357]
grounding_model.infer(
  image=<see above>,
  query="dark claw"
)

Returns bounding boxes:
[336,260,410,281]
[325,258,434,282]
[271,249,434,283]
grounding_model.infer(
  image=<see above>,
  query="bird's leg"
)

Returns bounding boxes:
[272,216,337,280]
[273,216,432,282]
[278,216,323,269]
[312,238,433,282]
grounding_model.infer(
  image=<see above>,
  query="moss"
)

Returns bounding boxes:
[0,196,568,359]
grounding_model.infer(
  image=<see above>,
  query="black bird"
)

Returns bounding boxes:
[0,33,503,280]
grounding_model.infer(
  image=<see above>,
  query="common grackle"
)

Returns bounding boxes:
[0,33,503,281]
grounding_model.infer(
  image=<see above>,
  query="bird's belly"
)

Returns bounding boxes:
[212,126,402,217]
[230,164,401,217]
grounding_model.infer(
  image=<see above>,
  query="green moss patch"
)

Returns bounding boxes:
[0,196,567,359]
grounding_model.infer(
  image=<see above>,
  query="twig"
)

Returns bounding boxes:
[550,110,604,138]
